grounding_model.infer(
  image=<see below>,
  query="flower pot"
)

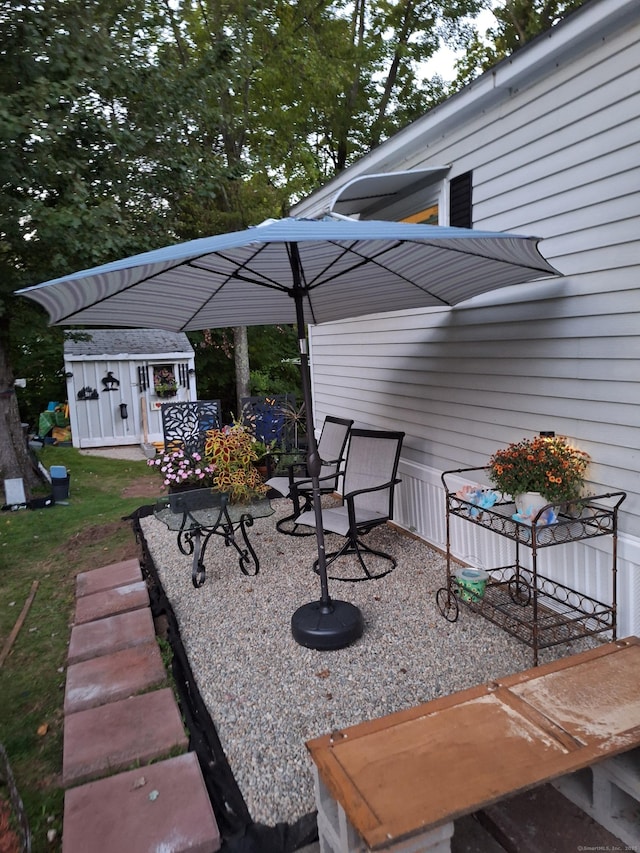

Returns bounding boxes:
[168,485,222,513]
[454,567,489,603]
[156,387,178,399]
[168,483,194,512]
[514,491,548,515]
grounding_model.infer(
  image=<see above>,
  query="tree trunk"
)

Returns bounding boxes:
[0,332,42,500]
[233,326,250,415]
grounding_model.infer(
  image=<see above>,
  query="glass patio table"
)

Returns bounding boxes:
[153,488,274,588]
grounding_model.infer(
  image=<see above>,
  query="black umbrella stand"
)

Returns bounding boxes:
[288,245,364,650]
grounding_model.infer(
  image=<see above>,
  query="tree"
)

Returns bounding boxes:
[0,0,228,494]
[189,324,301,422]
[1,0,493,493]
[453,0,586,86]
[233,327,251,413]
[283,0,486,173]
[159,0,486,405]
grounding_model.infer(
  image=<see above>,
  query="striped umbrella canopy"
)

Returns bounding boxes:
[18,217,559,330]
[19,216,560,650]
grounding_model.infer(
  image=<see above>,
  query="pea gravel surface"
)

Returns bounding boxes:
[139,497,597,828]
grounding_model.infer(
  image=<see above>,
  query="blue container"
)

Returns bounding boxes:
[454,568,489,603]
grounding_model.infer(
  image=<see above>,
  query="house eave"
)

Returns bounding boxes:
[293,0,638,218]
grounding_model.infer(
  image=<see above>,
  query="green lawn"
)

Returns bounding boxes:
[0,446,158,852]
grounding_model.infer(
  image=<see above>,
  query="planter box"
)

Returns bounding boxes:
[168,488,225,514]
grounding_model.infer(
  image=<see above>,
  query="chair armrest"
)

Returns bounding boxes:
[268,449,304,477]
[343,478,401,501]
[320,456,342,466]
[288,453,340,470]
[290,470,340,493]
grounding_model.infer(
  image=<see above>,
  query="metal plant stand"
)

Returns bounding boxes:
[438,467,626,665]
[154,488,274,588]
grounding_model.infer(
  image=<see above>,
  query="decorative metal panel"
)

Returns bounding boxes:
[160,400,221,455]
[240,395,297,449]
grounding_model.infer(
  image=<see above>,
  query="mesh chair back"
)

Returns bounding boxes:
[342,430,404,519]
[317,416,353,483]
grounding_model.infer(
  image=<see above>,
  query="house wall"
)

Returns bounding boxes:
[299,0,640,636]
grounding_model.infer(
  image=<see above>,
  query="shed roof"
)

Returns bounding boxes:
[64,328,194,357]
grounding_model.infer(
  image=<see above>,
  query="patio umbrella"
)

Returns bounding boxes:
[18,216,560,650]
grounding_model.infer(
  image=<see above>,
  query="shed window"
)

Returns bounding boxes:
[153,364,178,397]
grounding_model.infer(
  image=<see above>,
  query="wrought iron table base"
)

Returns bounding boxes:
[312,536,396,582]
[176,509,260,587]
[154,490,274,589]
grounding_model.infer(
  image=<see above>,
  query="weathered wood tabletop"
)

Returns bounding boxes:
[307,637,640,851]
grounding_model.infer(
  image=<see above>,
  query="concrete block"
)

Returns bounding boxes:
[68,608,156,664]
[63,688,187,786]
[63,752,221,853]
[313,767,453,853]
[597,746,640,801]
[551,766,594,814]
[317,811,365,853]
[591,748,640,847]
[76,559,142,596]
[553,750,640,849]
[314,768,365,853]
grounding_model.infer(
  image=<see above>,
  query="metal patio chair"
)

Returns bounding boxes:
[295,428,405,580]
[266,415,353,536]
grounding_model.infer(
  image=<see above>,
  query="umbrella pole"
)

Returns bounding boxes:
[297,337,330,604]
[289,245,363,650]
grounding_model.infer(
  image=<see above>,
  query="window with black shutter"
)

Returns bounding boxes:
[449,172,472,228]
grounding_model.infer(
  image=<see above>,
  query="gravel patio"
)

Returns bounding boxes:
[137,496,596,831]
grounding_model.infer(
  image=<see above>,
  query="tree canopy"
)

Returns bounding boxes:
[453,0,586,85]
[1,0,585,489]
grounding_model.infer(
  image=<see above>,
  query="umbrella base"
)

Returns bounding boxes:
[291,599,364,650]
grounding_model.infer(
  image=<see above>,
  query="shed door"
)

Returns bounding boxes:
[68,360,140,448]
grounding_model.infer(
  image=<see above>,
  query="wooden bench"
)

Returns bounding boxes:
[307,637,640,852]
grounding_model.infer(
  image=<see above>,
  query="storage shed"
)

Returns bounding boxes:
[63,329,197,448]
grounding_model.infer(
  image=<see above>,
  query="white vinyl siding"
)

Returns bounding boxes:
[300,0,640,636]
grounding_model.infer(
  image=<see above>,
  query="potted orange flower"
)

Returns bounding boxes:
[488,434,590,507]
